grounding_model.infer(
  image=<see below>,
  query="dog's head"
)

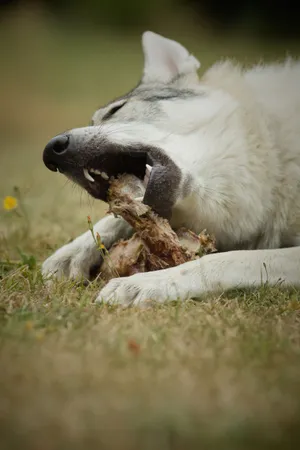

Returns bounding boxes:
[43,32,204,218]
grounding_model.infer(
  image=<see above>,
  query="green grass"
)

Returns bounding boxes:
[1,7,300,449]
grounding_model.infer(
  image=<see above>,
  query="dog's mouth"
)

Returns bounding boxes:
[82,162,151,197]
[79,151,151,197]
[43,141,182,219]
[82,164,151,185]
[67,150,153,204]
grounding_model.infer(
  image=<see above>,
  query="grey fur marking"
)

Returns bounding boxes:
[95,85,206,119]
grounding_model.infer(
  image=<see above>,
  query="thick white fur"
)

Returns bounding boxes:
[43,32,300,306]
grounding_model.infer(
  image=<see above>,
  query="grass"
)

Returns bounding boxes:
[2,276,300,449]
[1,7,300,449]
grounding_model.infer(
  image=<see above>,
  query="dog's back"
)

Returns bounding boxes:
[200,59,300,248]
[247,61,300,244]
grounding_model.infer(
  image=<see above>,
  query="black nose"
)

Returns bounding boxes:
[43,134,70,172]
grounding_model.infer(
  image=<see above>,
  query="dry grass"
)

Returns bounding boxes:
[1,8,300,449]
[2,275,300,449]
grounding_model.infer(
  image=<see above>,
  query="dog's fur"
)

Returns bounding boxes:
[42,32,300,306]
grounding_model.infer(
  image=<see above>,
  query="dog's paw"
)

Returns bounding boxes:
[96,268,189,307]
[42,233,102,282]
[42,215,133,283]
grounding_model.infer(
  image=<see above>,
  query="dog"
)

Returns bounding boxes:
[42,31,300,306]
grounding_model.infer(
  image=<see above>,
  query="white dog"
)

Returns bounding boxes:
[42,31,300,306]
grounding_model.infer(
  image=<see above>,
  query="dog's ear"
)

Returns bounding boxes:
[141,31,200,83]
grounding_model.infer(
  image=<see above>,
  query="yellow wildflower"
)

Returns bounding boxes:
[3,196,18,210]
[96,232,106,251]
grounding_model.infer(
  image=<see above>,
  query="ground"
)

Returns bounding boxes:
[1,8,300,449]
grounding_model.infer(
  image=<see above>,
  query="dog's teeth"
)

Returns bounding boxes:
[143,175,149,188]
[83,168,95,183]
[143,164,152,188]
[101,172,109,180]
[90,169,101,175]
[88,168,109,180]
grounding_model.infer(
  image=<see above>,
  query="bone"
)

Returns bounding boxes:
[98,174,217,283]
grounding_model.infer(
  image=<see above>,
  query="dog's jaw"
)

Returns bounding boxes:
[79,145,183,220]
[43,136,183,219]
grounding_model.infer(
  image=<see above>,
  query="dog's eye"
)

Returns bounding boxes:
[103,101,126,120]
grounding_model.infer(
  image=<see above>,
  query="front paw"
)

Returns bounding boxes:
[42,235,102,282]
[96,269,188,307]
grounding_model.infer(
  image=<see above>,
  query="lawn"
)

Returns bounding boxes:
[1,8,300,449]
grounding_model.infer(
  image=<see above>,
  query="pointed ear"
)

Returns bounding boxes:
[141,31,200,84]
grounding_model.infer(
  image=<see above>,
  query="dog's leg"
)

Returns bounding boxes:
[42,215,132,281]
[97,246,300,306]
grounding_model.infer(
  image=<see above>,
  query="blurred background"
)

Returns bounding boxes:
[1,0,300,259]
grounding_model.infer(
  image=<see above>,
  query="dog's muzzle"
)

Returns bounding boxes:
[43,132,182,219]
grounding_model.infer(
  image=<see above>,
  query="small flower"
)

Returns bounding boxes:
[96,232,106,250]
[87,216,93,230]
[3,196,18,210]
